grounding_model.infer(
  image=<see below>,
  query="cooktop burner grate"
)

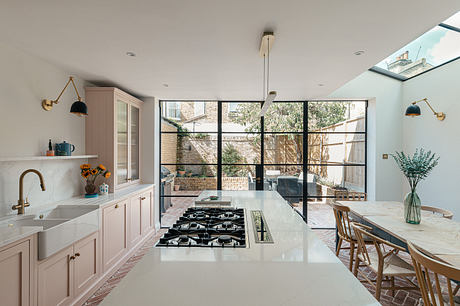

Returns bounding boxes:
[156,207,246,248]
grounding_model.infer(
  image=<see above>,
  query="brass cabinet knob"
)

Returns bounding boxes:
[75,253,80,257]
[141,197,146,200]
[70,255,76,261]
[115,204,119,209]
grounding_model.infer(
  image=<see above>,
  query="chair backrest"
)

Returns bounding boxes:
[248,172,253,183]
[277,176,300,195]
[331,203,353,242]
[351,223,373,265]
[421,206,454,220]
[408,241,460,306]
[352,222,404,268]
[336,191,367,201]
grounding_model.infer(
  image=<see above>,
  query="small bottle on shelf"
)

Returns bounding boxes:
[46,139,55,156]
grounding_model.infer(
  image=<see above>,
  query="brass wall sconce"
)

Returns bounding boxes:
[405,98,445,121]
[42,76,88,116]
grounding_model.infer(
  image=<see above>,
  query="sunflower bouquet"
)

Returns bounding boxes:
[80,164,111,195]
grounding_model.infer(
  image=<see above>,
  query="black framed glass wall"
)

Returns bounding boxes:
[159,100,368,229]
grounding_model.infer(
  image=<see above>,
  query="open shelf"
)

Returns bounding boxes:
[0,155,98,162]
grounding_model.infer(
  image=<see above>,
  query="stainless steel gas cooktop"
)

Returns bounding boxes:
[156,207,246,248]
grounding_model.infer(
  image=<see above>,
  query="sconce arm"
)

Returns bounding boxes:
[412,98,445,121]
[53,77,82,104]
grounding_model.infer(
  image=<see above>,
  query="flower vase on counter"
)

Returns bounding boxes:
[80,164,111,198]
[391,148,439,225]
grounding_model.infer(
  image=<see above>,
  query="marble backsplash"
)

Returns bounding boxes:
[0,160,85,217]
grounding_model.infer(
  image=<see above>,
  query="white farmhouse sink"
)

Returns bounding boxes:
[1,205,100,259]
[39,205,98,219]
[8,218,68,230]
[35,205,100,259]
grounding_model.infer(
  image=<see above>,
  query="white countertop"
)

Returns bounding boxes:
[0,224,42,249]
[0,184,154,249]
[100,190,379,306]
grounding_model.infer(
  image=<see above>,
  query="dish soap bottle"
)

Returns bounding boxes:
[46,139,55,156]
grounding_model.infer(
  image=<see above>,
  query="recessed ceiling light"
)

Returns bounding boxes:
[126,51,136,57]
[354,50,365,56]
[163,84,169,88]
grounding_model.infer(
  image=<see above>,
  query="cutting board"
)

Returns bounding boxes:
[194,196,232,205]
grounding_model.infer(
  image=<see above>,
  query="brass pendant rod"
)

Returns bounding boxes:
[412,98,445,121]
[69,77,82,101]
[52,77,72,104]
[412,98,436,115]
[53,76,82,104]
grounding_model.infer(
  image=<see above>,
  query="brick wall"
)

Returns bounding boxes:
[174,177,249,191]
[161,120,177,172]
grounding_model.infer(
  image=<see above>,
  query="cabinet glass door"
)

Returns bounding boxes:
[117,100,129,185]
[130,105,140,181]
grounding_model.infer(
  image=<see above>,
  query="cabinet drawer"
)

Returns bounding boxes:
[102,201,128,272]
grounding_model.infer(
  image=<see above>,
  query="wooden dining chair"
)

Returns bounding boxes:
[351,223,419,301]
[421,206,454,219]
[336,191,367,201]
[331,203,372,271]
[408,241,460,306]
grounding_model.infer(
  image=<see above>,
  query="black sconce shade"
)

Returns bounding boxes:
[405,104,421,117]
[70,100,88,116]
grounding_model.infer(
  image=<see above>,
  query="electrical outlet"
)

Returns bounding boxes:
[382,154,389,159]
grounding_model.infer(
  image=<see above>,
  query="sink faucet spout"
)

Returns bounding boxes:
[12,169,46,215]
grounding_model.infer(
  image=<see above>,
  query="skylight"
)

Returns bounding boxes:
[372,11,460,80]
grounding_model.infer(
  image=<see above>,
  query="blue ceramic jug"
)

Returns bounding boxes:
[55,141,75,156]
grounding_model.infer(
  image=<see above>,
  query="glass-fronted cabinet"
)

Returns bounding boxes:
[117,101,129,185]
[85,87,143,192]
[130,105,140,181]
[115,100,141,188]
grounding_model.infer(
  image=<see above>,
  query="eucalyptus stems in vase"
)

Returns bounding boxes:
[391,148,439,224]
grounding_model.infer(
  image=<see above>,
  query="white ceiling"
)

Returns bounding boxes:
[0,1,458,100]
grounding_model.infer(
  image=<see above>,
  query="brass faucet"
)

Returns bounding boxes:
[12,169,46,215]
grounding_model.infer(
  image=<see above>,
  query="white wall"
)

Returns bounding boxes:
[330,60,460,220]
[140,97,160,229]
[329,71,404,201]
[0,43,90,216]
[402,60,460,220]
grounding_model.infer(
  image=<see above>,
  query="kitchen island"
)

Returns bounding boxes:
[100,190,379,306]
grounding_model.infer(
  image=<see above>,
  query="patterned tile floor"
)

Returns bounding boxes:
[84,199,455,306]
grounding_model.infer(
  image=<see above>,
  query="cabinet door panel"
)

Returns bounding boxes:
[130,196,142,246]
[102,201,128,272]
[74,232,99,297]
[116,100,129,186]
[141,192,152,235]
[0,240,30,306]
[130,105,140,181]
[38,246,73,306]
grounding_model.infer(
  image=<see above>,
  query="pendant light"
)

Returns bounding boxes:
[259,32,276,117]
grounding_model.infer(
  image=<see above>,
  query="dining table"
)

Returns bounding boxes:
[336,201,460,269]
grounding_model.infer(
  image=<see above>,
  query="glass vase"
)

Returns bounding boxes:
[404,190,421,224]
